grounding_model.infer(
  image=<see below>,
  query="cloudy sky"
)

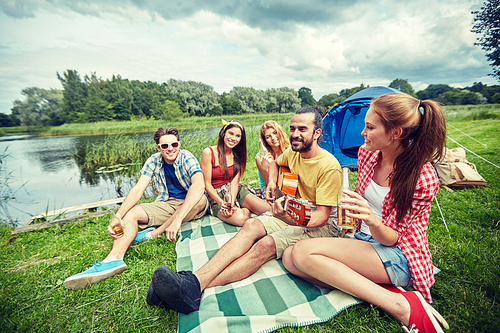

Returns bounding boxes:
[0,0,497,114]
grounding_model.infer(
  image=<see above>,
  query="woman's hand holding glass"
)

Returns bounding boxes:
[219,200,236,217]
[340,189,379,227]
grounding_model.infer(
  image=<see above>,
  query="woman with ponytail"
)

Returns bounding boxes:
[201,120,269,226]
[281,93,448,332]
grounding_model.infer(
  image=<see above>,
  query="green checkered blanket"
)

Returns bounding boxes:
[176,215,361,333]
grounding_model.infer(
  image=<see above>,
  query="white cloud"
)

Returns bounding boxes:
[0,0,497,113]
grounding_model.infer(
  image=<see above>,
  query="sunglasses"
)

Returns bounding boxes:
[158,141,180,150]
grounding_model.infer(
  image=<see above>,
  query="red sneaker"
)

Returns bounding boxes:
[401,291,444,333]
[379,284,449,330]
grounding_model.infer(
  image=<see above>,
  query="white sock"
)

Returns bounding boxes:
[102,258,118,263]
[146,231,153,240]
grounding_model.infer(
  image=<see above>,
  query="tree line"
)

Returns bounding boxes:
[1,70,500,128]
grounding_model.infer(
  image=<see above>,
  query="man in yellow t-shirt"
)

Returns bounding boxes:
[147,107,342,314]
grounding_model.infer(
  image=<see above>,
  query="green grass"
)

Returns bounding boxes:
[0,117,499,332]
[43,113,294,136]
[442,104,500,121]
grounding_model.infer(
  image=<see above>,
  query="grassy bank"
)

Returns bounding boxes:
[4,104,498,138]
[43,113,294,136]
[1,118,499,332]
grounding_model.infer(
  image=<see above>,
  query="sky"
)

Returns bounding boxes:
[0,0,497,114]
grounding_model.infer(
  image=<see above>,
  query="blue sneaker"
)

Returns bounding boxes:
[131,227,155,246]
[63,260,127,290]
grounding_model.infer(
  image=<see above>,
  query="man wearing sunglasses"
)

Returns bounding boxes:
[64,127,208,290]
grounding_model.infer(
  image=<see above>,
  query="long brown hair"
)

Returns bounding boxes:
[371,93,446,224]
[259,120,290,159]
[217,121,247,181]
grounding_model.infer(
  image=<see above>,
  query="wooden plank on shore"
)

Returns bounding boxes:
[27,197,125,225]
[11,210,111,236]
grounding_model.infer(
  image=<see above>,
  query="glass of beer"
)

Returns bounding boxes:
[111,211,124,238]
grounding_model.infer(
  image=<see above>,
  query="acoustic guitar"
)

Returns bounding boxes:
[277,166,316,226]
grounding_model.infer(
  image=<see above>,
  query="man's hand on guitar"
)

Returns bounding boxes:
[271,197,296,226]
[266,182,277,204]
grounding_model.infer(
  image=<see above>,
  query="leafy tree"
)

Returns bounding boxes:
[438,89,486,105]
[221,93,243,115]
[298,87,317,107]
[472,0,500,81]
[0,113,14,127]
[338,83,368,99]
[207,105,223,116]
[165,79,220,116]
[318,93,344,109]
[389,79,416,97]
[416,84,453,100]
[492,92,500,103]
[265,87,301,113]
[464,82,500,103]
[229,87,267,113]
[162,100,183,121]
[57,70,87,123]
[10,87,63,126]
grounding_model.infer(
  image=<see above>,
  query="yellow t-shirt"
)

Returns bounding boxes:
[276,147,341,207]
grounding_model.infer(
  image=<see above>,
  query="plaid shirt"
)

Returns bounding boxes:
[140,149,202,202]
[355,145,438,303]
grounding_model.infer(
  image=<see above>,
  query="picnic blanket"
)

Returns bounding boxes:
[176,215,361,333]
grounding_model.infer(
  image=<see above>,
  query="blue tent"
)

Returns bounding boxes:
[320,86,402,168]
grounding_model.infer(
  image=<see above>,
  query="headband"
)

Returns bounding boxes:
[222,119,243,131]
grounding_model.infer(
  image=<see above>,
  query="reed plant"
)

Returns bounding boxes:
[75,119,291,186]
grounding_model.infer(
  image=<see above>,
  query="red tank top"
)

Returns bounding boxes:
[210,146,234,189]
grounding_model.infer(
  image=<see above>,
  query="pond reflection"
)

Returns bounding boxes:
[1,128,220,227]
[0,132,153,227]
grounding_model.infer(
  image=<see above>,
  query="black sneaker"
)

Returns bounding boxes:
[151,266,202,314]
[146,281,172,310]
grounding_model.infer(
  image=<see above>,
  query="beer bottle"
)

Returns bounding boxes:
[224,183,233,211]
[337,168,356,229]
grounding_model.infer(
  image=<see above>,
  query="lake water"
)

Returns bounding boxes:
[0,129,218,227]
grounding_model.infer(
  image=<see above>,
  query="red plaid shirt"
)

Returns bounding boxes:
[355,145,437,303]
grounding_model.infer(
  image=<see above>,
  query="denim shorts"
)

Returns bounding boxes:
[355,232,412,288]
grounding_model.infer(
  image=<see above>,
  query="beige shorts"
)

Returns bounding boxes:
[257,210,340,259]
[139,197,208,228]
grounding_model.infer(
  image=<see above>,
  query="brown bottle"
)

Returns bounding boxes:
[337,168,356,229]
[224,183,232,210]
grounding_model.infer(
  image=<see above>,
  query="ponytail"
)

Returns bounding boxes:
[371,94,446,224]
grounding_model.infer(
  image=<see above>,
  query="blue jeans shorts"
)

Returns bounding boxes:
[355,232,412,288]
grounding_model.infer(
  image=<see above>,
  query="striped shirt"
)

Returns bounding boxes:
[355,145,438,303]
[140,150,202,202]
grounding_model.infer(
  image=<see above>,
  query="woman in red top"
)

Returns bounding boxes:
[201,120,269,226]
[282,93,448,332]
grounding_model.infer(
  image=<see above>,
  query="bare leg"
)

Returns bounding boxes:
[242,194,270,215]
[284,238,411,325]
[217,207,251,227]
[194,218,267,290]
[205,234,277,288]
[107,205,149,260]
